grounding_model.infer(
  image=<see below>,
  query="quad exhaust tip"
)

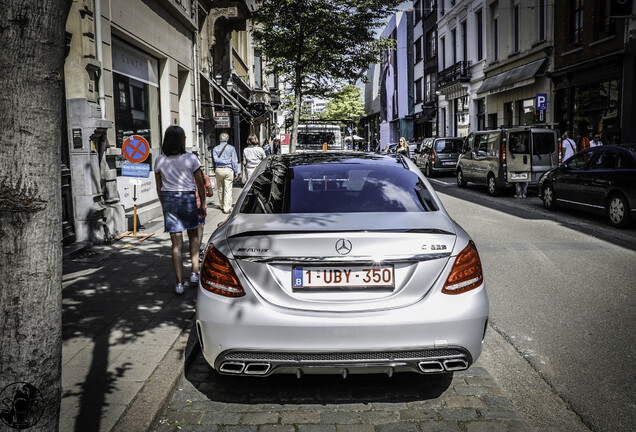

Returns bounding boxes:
[219,361,271,375]
[418,358,469,373]
[220,358,469,376]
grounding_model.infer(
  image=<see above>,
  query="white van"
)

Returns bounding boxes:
[456,127,559,195]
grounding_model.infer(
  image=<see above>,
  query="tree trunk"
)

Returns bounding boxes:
[290,68,304,153]
[0,1,67,430]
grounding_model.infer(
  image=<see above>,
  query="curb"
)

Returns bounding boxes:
[111,318,201,432]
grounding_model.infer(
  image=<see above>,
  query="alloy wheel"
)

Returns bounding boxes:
[543,184,556,210]
[608,194,629,227]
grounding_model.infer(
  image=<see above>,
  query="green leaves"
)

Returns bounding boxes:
[252,0,402,96]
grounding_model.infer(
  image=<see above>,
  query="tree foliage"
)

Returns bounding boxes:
[252,0,402,151]
[320,84,365,121]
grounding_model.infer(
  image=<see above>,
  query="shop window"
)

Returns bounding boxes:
[517,99,535,125]
[488,113,497,129]
[112,38,161,149]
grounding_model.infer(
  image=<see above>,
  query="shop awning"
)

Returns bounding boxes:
[477,58,546,95]
[201,73,252,118]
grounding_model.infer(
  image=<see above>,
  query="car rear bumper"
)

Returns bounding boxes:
[196,284,489,376]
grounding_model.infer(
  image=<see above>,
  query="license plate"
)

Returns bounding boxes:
[510,172,529,180]
[443,161,455,166]
[292,266,395,290]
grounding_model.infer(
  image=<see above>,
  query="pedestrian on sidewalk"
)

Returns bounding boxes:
[155,125,207,295]
[213,132,239,214]
[242,133,266,184]
[561,131,577,162]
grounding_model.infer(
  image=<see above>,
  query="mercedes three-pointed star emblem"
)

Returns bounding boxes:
[335,238,352,255]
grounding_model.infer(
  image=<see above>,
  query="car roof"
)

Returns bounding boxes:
[272,151,408,168]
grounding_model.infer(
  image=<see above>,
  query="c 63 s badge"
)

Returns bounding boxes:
[422,244,448,251]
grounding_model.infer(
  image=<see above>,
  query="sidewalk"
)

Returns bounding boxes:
[61,185,243,432]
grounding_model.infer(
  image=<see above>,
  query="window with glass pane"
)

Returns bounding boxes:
[240,162,439,214]
[570,0,584,45]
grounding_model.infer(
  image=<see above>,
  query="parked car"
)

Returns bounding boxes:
[456,127,559,195]
[538,144,636,228]
[196,152,489,377]
[415,137,464,177]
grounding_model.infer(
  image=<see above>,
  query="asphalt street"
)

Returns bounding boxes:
[430,175,636,432]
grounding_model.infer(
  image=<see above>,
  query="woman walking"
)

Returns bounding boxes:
[242,133,266,184]
[154,126,207,294]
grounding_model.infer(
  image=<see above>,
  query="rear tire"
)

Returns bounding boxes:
[456,169,466,187]
[425,163,433,178]
[542,183,557,210]
[607,192,631,228]
[487,174,499,196]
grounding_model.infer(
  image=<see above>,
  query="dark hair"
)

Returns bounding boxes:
[162,126,186,155]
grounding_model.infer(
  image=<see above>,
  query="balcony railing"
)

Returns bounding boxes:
[437,61,471,89]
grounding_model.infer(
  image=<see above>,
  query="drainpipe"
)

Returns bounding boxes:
[193,30,202,162]
[95,0,106,119]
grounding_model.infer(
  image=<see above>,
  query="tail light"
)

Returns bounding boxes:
[442,241,483,295]
[431,149,436,163]
[500,139,506,163]
[200,244,245,297]
[558,138,563,163]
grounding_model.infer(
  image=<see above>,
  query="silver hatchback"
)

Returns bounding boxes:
[196,152,489,377]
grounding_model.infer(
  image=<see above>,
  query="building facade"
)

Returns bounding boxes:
[379,10,415,149]
[551,0,633,145]
[413,0,439,139]
[477,0,555,131]
[64,0,199,244]
[63,0,274,245]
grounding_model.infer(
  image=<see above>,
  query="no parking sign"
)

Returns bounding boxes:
[122,135,150,163]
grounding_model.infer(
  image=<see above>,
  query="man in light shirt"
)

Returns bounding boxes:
[213,132,239,214]
[590,133,603,148]
[561,131,577,162]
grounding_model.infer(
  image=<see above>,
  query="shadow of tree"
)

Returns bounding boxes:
[62,231,196,432]
[181,330,453,406]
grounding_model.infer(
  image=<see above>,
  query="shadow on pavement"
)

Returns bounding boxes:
[62,229,196,432]
[182,345,453,405]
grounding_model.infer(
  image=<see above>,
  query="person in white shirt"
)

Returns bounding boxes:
[155,126,206,295]
[242,133,266,184]
[590,133,603,147]
[561,131,577,162]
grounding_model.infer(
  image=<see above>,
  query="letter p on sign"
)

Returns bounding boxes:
[536,93,547,111]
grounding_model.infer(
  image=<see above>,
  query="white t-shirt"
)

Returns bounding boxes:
[562,138,577,161]
[243,145,266,168]
[155,153,201,191]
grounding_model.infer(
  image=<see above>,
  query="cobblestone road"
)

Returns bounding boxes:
[153,348,534,432]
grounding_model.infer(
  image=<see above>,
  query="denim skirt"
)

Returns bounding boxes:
[161,191,198,233]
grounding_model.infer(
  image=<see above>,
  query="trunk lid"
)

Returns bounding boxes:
[224,212,457,312]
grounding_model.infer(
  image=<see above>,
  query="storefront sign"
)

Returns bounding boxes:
[214,111,231,128]
[112,37,159,87]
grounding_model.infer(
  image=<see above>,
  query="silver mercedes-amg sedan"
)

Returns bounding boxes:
[196,152,488,377]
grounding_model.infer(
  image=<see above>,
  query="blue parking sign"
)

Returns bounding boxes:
[536,93,547,111]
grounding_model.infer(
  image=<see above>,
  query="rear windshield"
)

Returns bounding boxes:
[434,139,462,153]
[240,162,439,214]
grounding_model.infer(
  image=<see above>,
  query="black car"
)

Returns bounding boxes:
[538,144,636,227]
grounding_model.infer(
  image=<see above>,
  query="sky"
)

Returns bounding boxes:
[375,1,413,37]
